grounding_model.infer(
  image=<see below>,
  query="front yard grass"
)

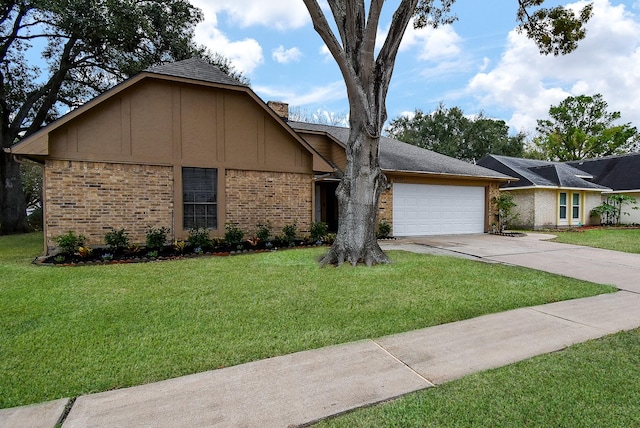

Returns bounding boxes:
[1,233,615,409]
[315,328,640,428]
[549,227,640,253]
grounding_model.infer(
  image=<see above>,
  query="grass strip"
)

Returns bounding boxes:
[316,328,640,427]
[549,228,640,253]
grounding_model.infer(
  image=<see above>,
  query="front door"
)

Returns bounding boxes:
[571,192,582,225]
[558,192,568,226]
[558,191,582,226]
[315,182,339,232]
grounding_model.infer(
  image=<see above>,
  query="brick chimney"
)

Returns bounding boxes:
[267,101,289,121]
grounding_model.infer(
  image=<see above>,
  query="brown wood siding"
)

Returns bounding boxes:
[299,132,347,171]
[47,79,313,174]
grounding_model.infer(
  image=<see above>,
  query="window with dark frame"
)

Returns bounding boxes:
[183,167,218,229]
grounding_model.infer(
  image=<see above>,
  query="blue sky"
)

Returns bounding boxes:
[192,0,640,135]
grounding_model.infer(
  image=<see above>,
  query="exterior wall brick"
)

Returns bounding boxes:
[225,169,313,237]
[378,186,393,232]
[619,192,640,224]
[506,189,536,229]
[584,192,603,225]
[45,160,173,248]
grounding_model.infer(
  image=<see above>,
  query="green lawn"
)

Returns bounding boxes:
[315,328,640,427]
[0,233,614,409]
[549,227,640,253]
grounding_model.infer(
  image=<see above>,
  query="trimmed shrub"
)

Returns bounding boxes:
[377,220,391,239]
[145,226,169,249]
[53,231,87,255]
[224,223,244,247]
[282,222,297,247]
[104,228,129,252]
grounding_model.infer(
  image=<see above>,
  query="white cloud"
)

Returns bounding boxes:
[253,81,346,106]
[190,0,310,30]
[272,46,303,64]
[400,21,462,61]
[319,45,334,61]
[467,0,640,133]
[193,22,264,75]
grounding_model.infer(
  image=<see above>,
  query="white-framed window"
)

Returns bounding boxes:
[183,167,218,229]
[572,193,581,220]
[559,192,568,220]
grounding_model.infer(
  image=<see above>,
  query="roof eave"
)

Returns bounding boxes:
[382,169,516,182]
[603,189,640,194]
[502,185,611,192]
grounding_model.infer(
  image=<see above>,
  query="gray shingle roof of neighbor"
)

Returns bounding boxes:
[568,153,640,191]
[477,154,610,190]
[145,58,247,87]
[289,121,513,179]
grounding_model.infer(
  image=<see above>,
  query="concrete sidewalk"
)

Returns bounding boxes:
[2,234,639,427]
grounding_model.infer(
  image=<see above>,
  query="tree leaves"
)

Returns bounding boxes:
[535,94,639,161]
[386,104,525,161]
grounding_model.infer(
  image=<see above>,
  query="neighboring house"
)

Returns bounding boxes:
[477,154,625,229]
[9,58,512,252]
[568,154,640,224]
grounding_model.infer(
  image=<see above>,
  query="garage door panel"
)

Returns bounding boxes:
[393,183,485,236]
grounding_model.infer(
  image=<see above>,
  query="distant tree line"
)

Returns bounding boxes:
[385,94,639,163]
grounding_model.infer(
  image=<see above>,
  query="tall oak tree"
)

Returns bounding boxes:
[302,0,593,265]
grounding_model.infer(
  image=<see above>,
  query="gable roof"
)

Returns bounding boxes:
[477,154,609,191]
[145,58,247,87]
[567,153,640,191]
[290,121,513,181]
[8,59,333,172]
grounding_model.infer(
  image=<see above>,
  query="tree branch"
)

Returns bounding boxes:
[374,0,419,124]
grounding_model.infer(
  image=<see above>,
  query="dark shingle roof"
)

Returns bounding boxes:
[145,58,246,87]
[477,155,609,190]
[568,153,640,191]
[289,121,512,180]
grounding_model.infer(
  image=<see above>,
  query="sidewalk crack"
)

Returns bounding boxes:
[56,397,76,427]
[369,339,435,387]
[528,308,614,334]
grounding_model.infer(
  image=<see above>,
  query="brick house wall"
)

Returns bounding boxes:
[225,169,313,237]
[378,187,393,232]
[45,160,173,248]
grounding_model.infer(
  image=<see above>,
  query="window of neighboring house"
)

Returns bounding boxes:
[559,192,568,220]
[572,193,581,220]
[183,167,218,229]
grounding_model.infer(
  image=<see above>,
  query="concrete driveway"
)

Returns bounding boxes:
[381,233,640,293]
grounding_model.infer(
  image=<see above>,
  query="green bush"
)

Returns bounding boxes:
[590,194,638,226]
[145,226,169,249]
[187,227,211,250]
[53,231,87,255]
[493,193,519,232]
[310,221,329,243]
[282,222,297,247]
[104,228,129,252]
[256,223,271,243]
[377,220,391,239]
[224,223,244,247]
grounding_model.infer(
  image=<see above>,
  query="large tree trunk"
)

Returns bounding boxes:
[0,149,29,234]
[321,122,389,266]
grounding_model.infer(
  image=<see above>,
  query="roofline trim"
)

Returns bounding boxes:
[382,169,516,182]
[603,189,640,194]
[502,185,611,192]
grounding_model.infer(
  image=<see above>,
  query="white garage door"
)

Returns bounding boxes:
[392,183,485,236]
